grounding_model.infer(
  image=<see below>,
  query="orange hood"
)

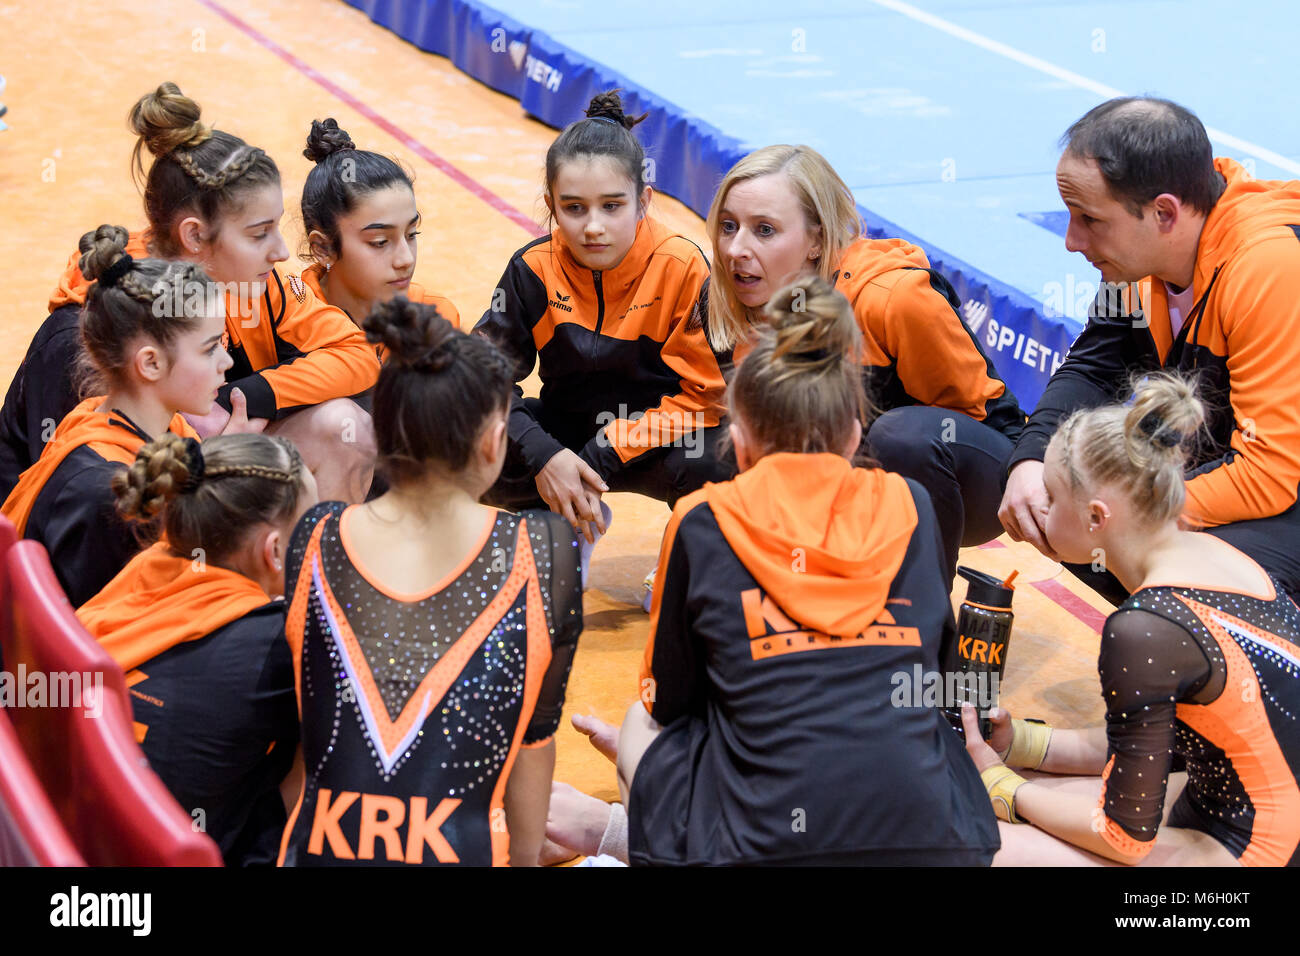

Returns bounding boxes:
[834,235,933,297]
[78,541,272,672]
[1194,158,1300,292]
[48,231,152,312]
[0,398,198,536]
[704,453,918,638]
[731,236,933,365]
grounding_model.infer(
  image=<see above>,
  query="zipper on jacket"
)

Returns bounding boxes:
[1185,265,1221,370]
[591,270,606,360]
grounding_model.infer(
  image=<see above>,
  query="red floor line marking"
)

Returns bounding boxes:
[197,0,545,238]
[971,539,1104,631]
[1030,577,1107,634]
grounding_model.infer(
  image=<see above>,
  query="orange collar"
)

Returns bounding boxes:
[1,398,198,536]
[552,216,663,293]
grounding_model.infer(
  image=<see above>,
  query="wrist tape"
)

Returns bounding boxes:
[981,766,1028,823]
[1001,717,1053,770]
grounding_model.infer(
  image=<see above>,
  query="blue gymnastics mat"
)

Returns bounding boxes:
[345,0,1300,409]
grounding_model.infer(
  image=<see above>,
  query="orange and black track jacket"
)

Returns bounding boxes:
[1,397,199,607]
[712,237,1025,440]
[629,452,999,865]
[1012,159,1300,527]
[473,217,726,480]
[300,262,462,347]
[48,231,379,422]
[77,542,298,865]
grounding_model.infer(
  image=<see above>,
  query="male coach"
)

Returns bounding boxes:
[999,96,1300,602]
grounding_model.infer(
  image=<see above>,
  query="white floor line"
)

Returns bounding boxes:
[867,0,1300,177]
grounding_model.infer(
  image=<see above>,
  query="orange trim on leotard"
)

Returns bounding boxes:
[278,515,334,867]
[279,513,555,867]
[486,519,553,866]
[1173,594,1300,867]
[1096,754,1157,862]
[337,505,498,603]
[314,521,533,761]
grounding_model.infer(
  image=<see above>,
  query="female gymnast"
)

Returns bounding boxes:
[1,226,238,606]
[299,117,461,340]
[964,373,1300,866]
[278,297,581,866]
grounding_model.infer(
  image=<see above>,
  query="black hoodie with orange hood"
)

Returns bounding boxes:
[1,397,199,606]
[77,541,297,865]
[629,452,998,866]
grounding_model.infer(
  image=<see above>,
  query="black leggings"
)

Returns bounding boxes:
[1066,492,1300,606]
[865,406,1015,586]
[484,397,737,513]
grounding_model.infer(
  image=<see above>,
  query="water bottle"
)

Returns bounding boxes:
[942,566,1016,740]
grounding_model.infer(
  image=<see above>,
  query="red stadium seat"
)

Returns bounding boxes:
[5,540,222,866]
[0,706,84,866]
[0,512,15,667]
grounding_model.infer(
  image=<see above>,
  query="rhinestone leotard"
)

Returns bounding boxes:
[278,502,580,866]
[1096,578,1300,865]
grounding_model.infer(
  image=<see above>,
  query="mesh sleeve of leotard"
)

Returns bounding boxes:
[521,510,583,745]
[1095,607,1217,854]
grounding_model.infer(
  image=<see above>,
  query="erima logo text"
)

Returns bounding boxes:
[549,289,573,312]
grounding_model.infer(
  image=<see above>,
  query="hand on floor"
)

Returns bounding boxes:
[544,781,614,861]
[571,712,619,763]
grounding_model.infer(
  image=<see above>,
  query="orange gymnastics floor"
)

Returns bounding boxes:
[0,0,1115,809]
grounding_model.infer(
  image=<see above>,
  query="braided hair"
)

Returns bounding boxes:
[128,82,280,257]
[76,223,216,396]
[114,432,308,562]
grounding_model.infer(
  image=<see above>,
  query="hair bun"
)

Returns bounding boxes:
[77,224,133,284]
[764,275,860,372]
[1124,372,1205,462]
[585,89,647,130]
[129,82,211,158]
[363,296,458,372]
[303,118,357,163]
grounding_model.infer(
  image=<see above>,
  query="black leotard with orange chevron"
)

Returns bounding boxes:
[278,501,580,866]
